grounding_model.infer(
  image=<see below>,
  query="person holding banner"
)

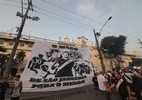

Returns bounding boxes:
[11,75,23,100]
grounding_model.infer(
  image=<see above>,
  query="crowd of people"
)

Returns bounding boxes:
[1,66,142,100]
[92,68,142,100]
[0,75,23,100]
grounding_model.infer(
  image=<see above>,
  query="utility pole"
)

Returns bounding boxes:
[93,29,105,71]
[4,0,33,78]
[93,16,112,72]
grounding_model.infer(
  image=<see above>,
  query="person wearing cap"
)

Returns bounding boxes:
[11,75,23,100]
[0,78,10,100]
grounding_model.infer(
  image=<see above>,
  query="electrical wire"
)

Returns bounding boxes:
[0,3,21,8]
[34,5,96,29]
[40,0,142,45]
[33,9,140,43]
[5,0,28,5]
[1,1,141,44]
[33,5,127,37]
[34,10,91,31]
[2,0,137,36]
[3,1,100,30]
[0,3,98,32]
[5,0,130,35]
[5,25,19,33]
[41,0,129,34]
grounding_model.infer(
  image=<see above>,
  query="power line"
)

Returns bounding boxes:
[0,3,21,8]
[41,0,128,34]
[2,1,98,31]
[5,0,28,5]
[33,5,138,42]
[1,1,140,44]
[3,0,99,30]
[129,29,142,35]
[2,0,130,35]
[33,6,130,38]
[5,25,19,33]
[2,1,141,56]
[41,0,103,25]
[34,10,91,31]
[4,0,138,37]
[4,0,36,78]
[34,9,138,44]
[34,5,97,29]
[5,0,20,3]
[0,2,109,34]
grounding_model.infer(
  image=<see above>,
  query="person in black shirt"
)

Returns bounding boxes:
[92,73,100,96]
[0,78,10,100]
[108,71,132,100]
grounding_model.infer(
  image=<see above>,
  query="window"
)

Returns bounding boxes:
[0,39,5,44]
[28,43,33,48]
[19,42,24,47]
[8,41,14,46]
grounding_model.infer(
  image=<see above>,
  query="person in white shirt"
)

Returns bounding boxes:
[11,75,23,100]
[97,71,111,100]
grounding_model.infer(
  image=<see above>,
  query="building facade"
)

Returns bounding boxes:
[0,33,141,75]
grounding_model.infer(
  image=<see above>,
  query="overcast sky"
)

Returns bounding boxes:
[0,0,142,55]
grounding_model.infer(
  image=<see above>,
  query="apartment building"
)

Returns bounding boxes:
[0,33,141,74]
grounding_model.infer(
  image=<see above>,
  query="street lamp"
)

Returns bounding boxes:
[16,11,40,21]
[4,0,39,78]
[99,16,112,34]
[93,16,112,71]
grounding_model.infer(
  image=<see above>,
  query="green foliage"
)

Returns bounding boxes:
[0,46,7,52]
[0,46,9,65]
[0,52,9,78]
[101,35,127,57]
[115,65,121,71]
[15,51,26,63]
[0,54,10,65]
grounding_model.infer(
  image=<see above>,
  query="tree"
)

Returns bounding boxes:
[0,46,7,52]
[100,35,127,68]
[0,46,9,78]
[15,51,26,64]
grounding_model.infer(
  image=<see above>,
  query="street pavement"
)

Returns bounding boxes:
[5,84,137,100]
